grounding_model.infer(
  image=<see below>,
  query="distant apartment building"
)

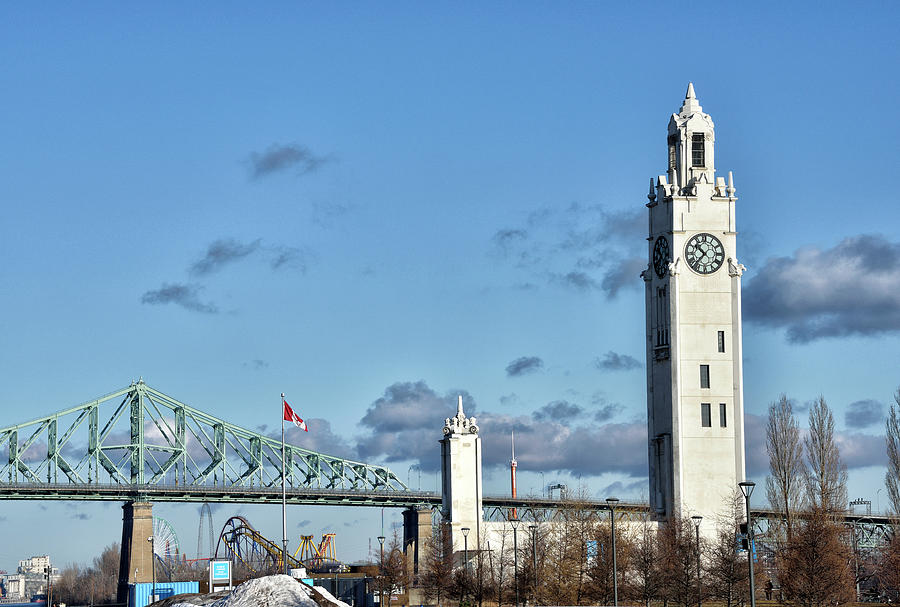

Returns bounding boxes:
[18,555,53,575]
[1,556,59,601]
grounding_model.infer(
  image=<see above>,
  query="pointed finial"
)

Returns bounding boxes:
[457,395,464,417]
[678,82,703,116]
[727,170,735,196]
[648,177,657,202]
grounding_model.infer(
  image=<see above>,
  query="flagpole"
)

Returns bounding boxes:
[281,392,288,575]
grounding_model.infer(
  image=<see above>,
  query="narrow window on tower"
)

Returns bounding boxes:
[692,132,705,167]
[668,134,677,171]
[701,403,711,428]
[719,403,727,427]
[700,364,710,389]
[656,286,669,346]
[717,330,725,353]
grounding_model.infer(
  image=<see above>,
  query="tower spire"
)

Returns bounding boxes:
[678,81,703,116]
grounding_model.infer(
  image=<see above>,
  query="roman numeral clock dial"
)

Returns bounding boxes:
[653,236,670,278]
[684,232,724,275]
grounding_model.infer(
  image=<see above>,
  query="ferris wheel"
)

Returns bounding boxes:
[152,516,181,560]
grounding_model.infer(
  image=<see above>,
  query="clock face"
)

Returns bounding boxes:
[653,236,670,278]
[685,233,725,274]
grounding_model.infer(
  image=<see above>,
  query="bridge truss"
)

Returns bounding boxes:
[0,380,408,501]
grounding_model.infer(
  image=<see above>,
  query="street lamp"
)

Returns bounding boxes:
[510,516,520,607]
[462,527,470,575]
[738,481,756,607]
[606,497,620,607]
[44,566,51,607]
[529,525,537,589]
[691,515,703,607]
[147,535,156,604]
[377,535,386,607]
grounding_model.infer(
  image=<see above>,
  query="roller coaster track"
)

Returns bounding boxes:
[214,515,346,575]
[215,515,303,575]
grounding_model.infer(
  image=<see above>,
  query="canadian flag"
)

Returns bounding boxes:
[283,399,308,432]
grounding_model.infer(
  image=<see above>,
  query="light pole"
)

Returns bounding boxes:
[606,497,619,607]
[148,535,156,604]
[529,525,537,590]
[738,481,756,607]
[462,527,470,575]
[691,515,703,607]
[510,516,520,607]
[377,535,386,607]
[45,566,51,607]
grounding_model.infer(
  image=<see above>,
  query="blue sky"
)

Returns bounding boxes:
[1,2,899,569]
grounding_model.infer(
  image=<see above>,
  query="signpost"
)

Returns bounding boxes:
[209,559,233,593]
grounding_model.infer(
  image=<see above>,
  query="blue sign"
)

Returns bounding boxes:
[212,560,231,580]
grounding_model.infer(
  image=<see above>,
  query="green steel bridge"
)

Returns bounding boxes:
[0,379,896,536]
[0,379,632,512]
[0,380,415,503]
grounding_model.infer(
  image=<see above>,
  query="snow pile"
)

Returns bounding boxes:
[167,575,349,607]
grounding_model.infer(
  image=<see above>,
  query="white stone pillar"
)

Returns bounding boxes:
[440,396,483,554]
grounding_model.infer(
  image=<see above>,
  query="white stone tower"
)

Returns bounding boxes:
[643,83,747,528]
[440,396,483,552]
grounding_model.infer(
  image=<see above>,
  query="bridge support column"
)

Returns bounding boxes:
[403,506,433,605]
[117,501,154,603]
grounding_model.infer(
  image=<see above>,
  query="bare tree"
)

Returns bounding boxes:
[585,516,615,604]
[627,516,661,607]
[805,396,848,514]
[706,493,749,607]
[657,515,699,607]
[885,388,900,515]
[540,511,579,605]
[777,508,855,607]
[374,532,409,605]
[53,543,120,605]
[765,394,806,539]
[419,522,454,606]
[877,532,900,602]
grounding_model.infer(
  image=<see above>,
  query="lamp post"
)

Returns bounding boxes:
[606,497,619,607]
[378,535,386,607]
[44,566,51,607]
[148,535,156,604]
[738,481,756,607]
[462,527,470,575]
[510,516,520,607]
[691,515,703,607]
[529,525,537,590]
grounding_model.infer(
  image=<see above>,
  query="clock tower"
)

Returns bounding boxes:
[643,84,747,527]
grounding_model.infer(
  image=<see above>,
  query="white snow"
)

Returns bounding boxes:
[167,575,350,607]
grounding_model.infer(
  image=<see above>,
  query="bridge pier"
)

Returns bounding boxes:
[117,501,154,603]
[403,506,433,606]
